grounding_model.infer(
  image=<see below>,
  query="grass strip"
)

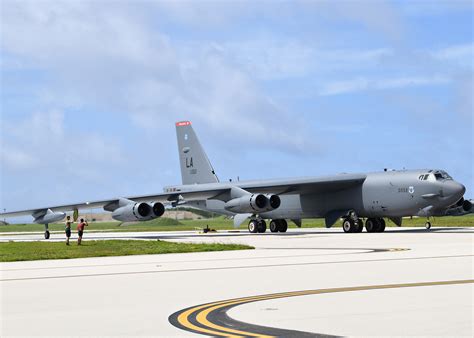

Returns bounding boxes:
[0,240,253,262]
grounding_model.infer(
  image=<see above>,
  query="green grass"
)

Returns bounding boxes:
[1,214,473,234]
[0,240,253,262]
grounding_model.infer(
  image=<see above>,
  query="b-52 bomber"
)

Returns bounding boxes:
[1,121,472,238]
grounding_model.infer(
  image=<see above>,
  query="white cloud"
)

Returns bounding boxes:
[319,75,450,96]
[1,1,316,155]
[431,43,474,67]
[1,110,124,178]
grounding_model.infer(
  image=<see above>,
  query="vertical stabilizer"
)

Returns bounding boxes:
[175,121,219,185]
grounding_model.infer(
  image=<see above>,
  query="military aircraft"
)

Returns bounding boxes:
[1,121,471,238]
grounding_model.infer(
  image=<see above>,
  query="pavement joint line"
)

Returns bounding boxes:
[0,247,402,271]
[169,279,474,337]
[1,254,471,282]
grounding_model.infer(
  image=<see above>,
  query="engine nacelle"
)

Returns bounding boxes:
[152,202,165,217]
[33,209,66,224]
[265,194,281,209]
[112,202,152,222]
[224,193,281,213]
[462,199,472,212]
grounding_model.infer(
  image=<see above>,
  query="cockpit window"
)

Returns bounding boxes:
[423,174,429,180]
[434,170,452,180]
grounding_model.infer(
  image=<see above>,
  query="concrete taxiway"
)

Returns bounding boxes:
[1,227,473,336]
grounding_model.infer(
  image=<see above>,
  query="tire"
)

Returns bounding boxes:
[257,220,267,233]
[355,219,364,232]
[269,220,279,233]
[44,231,50,239]
[365,218,376,233]
[278,219,288,232]
[425,221,431,230]
[248,220,258,233]
[343,219,354,233]
[377,218,386,232]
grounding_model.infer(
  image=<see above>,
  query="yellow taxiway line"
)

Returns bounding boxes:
[173,279,473,337]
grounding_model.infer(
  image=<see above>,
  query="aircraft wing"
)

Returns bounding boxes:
[238,173,367,195]
[0,188,228,218]
[0,173,366,218]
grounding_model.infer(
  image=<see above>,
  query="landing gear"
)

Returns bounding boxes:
[269,220,279,232]
[342,218,355,233]
[425,221,431,230]
[269,219,288,233]
[257,220,267,233]
[378,218,386,232]
[248,220,258,233]
[248,219,267,233]
[342,212,362,233]
[44,224,50,239]
[365,218,386,233]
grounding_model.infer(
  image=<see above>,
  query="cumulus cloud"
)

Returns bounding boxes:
[1,1,314,155]
[1,110,124,178]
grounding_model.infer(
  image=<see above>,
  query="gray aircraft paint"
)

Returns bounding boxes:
[171,123,467,227]
[175,121,219,185]
[1,121,470,231]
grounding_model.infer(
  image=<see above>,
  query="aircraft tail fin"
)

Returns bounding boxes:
[175,121,219,185]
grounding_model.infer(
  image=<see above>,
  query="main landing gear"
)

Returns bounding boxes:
[425,221,431,230]
[341,212,386,233]
[248,219,288,233]
[365,218,386,233]
[342,217,364,233]
[44,223,50,239]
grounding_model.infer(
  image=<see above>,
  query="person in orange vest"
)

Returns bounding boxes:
[77,218,88,245]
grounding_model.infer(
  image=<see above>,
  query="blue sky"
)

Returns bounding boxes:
[1,0,473,220]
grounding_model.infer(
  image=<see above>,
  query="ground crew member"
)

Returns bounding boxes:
[77,218,88,245]
[65,215,72,245]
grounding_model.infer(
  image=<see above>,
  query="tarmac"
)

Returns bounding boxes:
[1,227,473,337]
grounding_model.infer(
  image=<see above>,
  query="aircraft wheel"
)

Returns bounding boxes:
[425,221,431,230]
[355,219,364,232]
[342,218,355,233]
[44,231,50,239]
[269,220,279,233]
[377,218,386,232]
[365,218,377,233]
[248,220,258,233]
[278,219,288,232]
[257,220,267,233]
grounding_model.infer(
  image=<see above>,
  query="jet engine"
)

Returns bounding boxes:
[445,198,473,216]
[462,199,472,212]
[266,194,281,209]
[152,202,165,217]
[33,209,66,224]
[112,202,152,222]
[224,193,280,213]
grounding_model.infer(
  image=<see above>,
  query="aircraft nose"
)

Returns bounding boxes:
[444,181,465,200]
